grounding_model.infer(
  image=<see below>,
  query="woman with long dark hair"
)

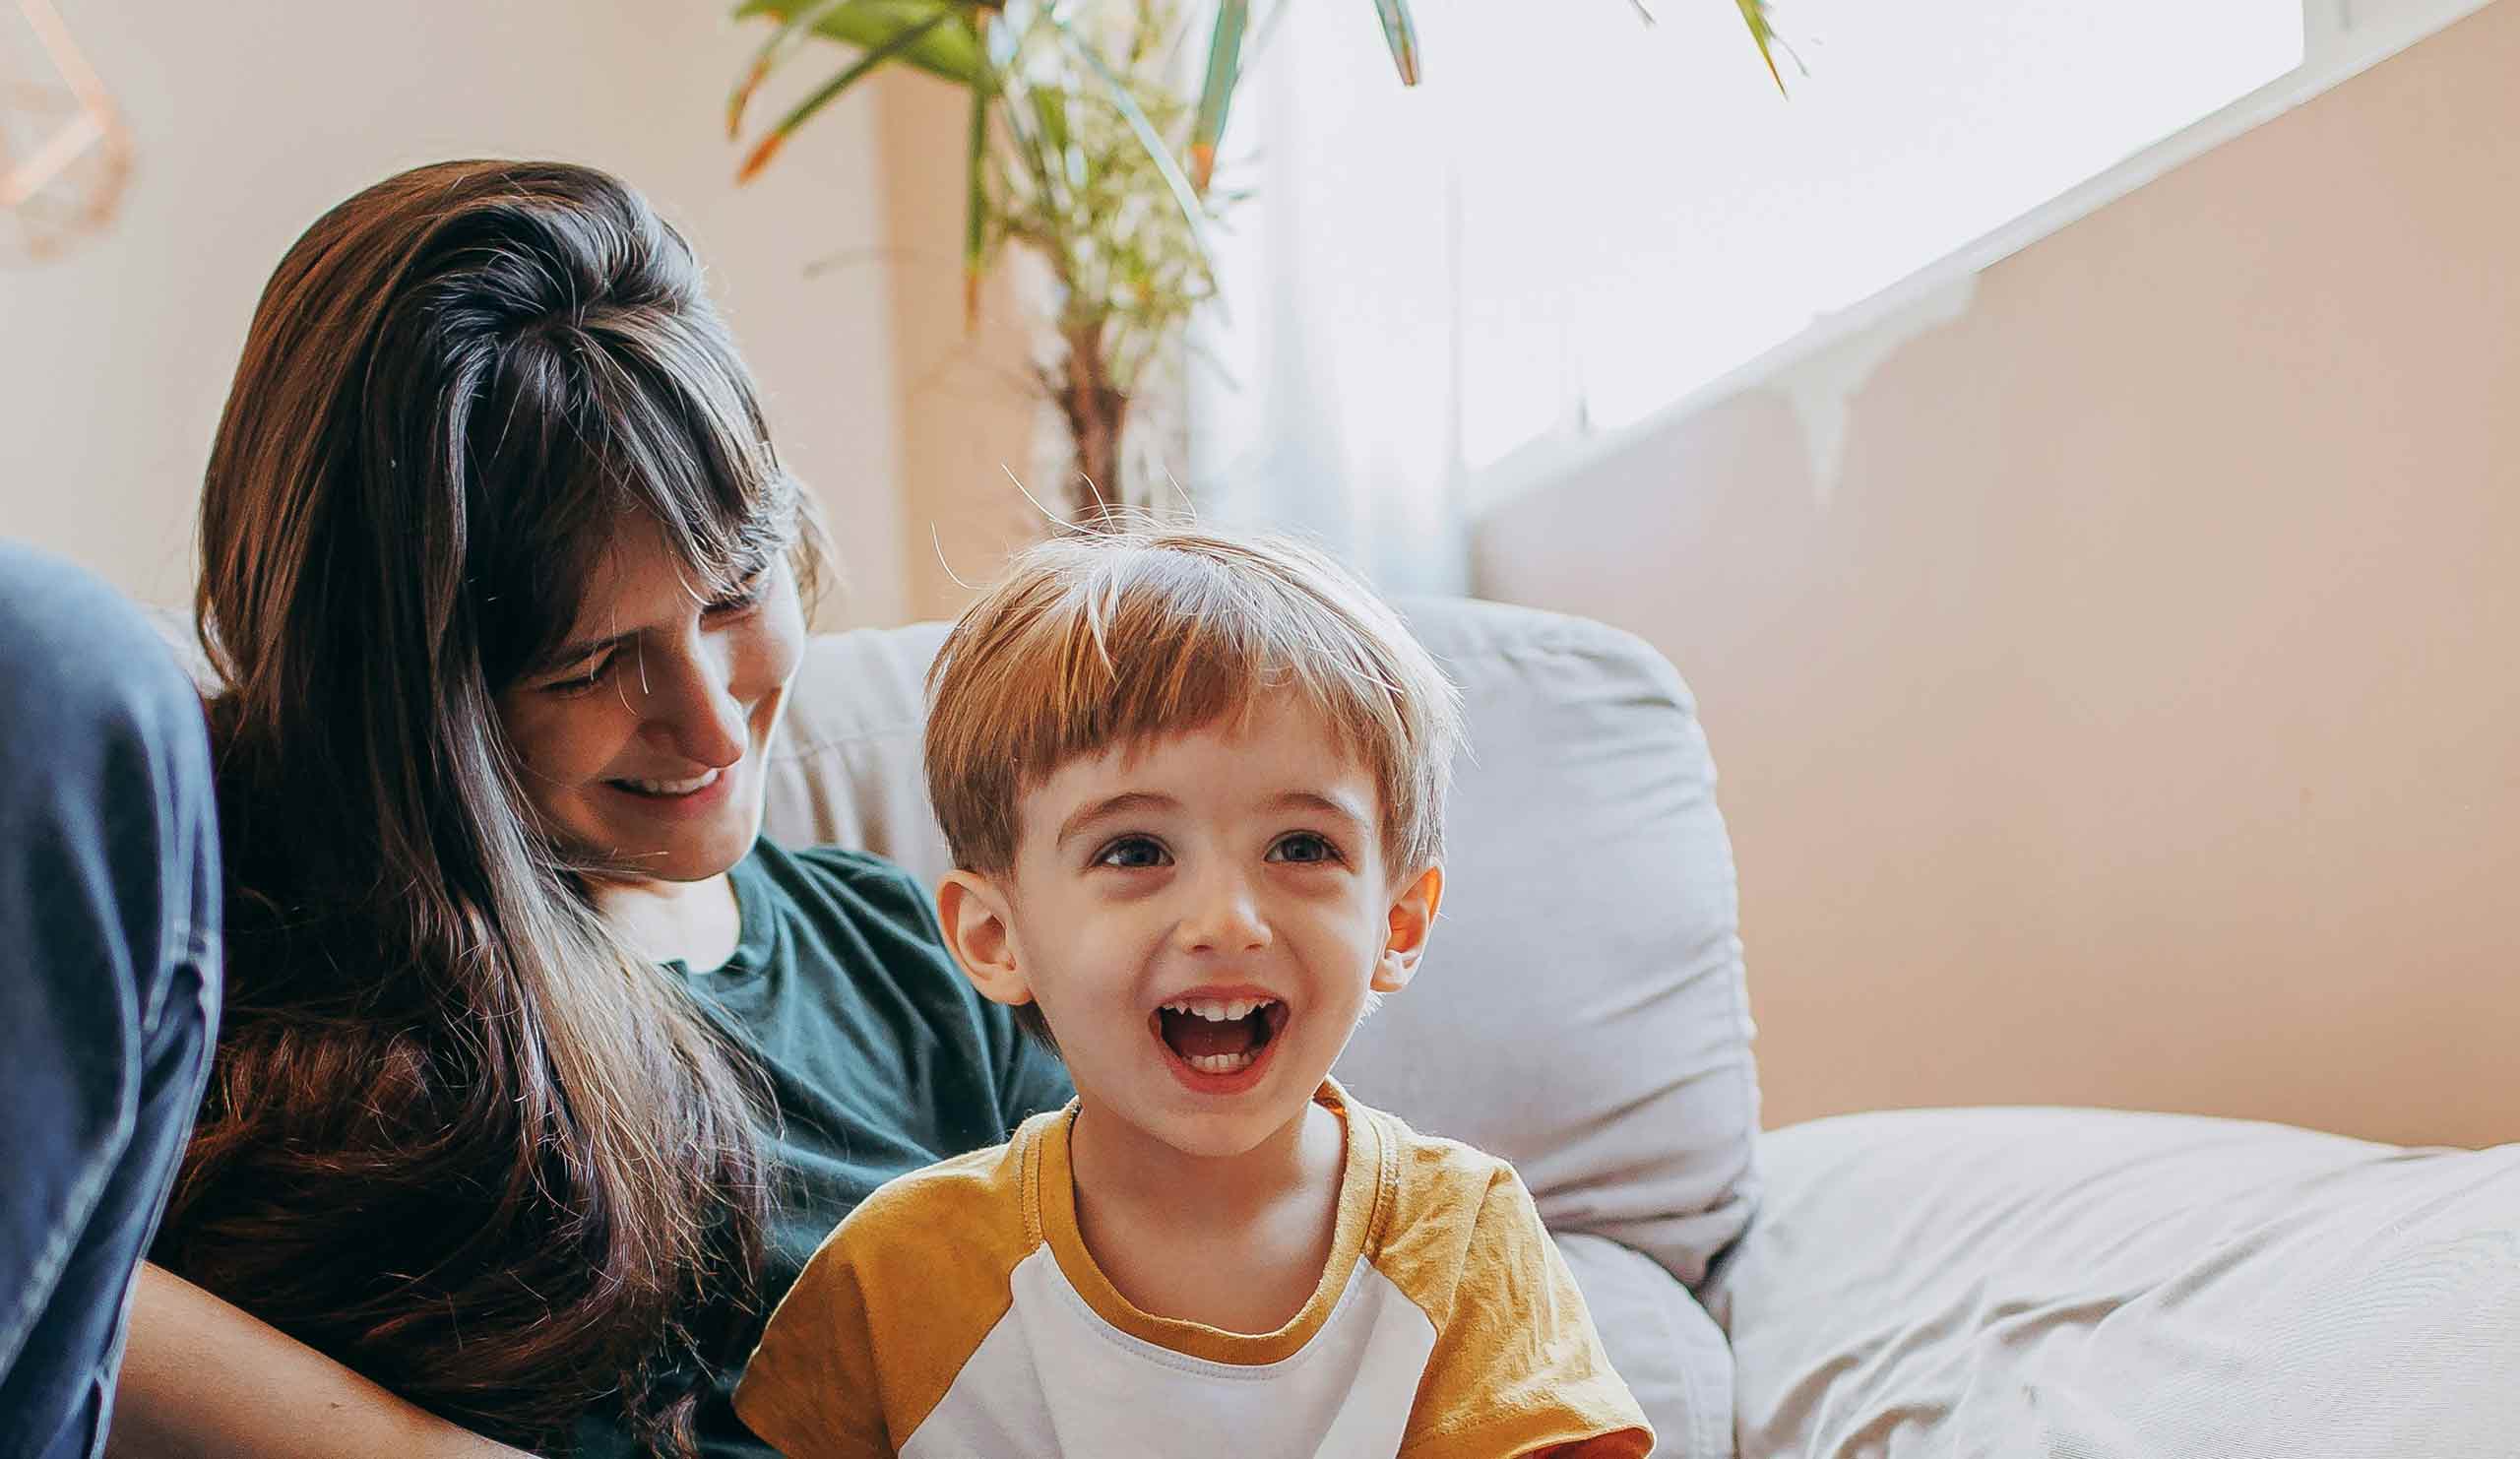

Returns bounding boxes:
[1,159,1069,1457]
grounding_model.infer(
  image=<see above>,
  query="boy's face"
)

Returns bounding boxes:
[939,697,1440,1161]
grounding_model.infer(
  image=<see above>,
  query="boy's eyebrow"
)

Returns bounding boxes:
[1266,790,1372,830]
[1055,791,1181,850]
[1052,788,1375,849]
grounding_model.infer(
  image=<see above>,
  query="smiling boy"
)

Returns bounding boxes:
[732,528,1650,1458]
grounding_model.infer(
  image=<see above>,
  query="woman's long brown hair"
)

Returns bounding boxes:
[158,159,813,1453]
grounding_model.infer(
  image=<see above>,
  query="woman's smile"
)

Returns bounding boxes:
[600,761,740,819]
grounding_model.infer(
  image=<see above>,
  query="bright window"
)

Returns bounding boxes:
[1226,0,2304,471]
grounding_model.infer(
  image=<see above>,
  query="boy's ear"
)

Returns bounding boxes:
[1372,863,1444,994]
[936,870,1034,1011]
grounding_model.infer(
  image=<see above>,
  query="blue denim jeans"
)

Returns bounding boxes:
[0,543,221,1459]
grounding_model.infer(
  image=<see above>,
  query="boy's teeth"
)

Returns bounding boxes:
[1185,1050,1259,1074]
[1160,997,1277,1022]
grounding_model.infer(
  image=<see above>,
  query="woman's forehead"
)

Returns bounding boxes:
[557,516,739,640]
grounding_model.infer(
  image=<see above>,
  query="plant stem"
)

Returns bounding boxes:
[1055,314,1130,523]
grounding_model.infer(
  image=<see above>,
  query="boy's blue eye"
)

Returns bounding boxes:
[1267,832,1341,865]
[1096,836,1169,869]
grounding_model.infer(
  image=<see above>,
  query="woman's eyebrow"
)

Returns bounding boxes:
[537,629,633,671]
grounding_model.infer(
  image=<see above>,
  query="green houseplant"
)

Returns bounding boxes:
[727,0,1784,520]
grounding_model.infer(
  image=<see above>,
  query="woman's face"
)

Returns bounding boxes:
[495,518,806,886]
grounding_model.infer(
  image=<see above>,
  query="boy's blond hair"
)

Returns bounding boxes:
[924,526,1464,886]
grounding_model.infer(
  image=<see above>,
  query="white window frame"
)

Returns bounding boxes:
[1467,0,2503,515]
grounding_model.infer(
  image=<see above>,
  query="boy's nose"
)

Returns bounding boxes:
[1177,874,1271,955]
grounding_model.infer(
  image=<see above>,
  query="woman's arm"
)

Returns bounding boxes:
[107,1263,536,1459]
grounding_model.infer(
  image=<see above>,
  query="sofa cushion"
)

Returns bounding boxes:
[1704,1107,2520,1457]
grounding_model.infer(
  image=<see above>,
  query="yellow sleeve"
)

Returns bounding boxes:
[732,1131,1047,1458]
[731,1219,895,1459]
[1395,1164,1655,1459]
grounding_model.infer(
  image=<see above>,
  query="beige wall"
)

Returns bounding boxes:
[1,0,909,627]
[872,73,1059,626]
[1478,1,2520,1148]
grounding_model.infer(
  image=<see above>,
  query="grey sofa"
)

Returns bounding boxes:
[679,596,2520,1457]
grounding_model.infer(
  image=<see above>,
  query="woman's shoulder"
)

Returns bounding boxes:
[744,839,932,921]
[752,838,920,886]
[735,839,957,990]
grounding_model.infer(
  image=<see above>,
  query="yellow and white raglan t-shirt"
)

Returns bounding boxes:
[733,1079,1652,1459]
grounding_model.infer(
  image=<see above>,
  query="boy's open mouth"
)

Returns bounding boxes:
[1151,997,1289,1076]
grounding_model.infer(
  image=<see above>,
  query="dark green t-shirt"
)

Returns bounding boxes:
[576,840,1074,1457]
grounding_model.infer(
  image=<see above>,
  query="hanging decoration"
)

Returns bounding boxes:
[3,0,133,266]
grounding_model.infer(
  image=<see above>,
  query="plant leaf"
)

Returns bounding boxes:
[737,10,955,182]
[1368,0,1418,87]
[729,0,850,138]
[1188,0,1248,193]
[964,9,994,330]
[1043,11,1215,267]
[1735,0,1787,95]
[1036,88,1075,190]
[996,71,1057,205]
[730,0,983,87]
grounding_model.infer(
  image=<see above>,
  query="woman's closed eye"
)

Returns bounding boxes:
[1094,834,1171,870]
[541,650,619,695]
[1265,832,1343,865]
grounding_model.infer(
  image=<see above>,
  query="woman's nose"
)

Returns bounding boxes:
[644,649,748,767]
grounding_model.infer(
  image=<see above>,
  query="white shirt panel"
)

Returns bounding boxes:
[900,1244,1439,1459]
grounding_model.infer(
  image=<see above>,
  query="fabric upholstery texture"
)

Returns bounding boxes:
[1703,1107,2520,1458]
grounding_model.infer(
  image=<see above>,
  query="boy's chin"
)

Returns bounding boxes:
[1087,1089,1316,1162]
[1154,1118,1293,1161]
